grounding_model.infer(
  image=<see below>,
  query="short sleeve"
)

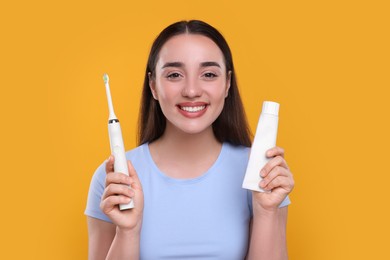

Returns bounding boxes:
[84,163,112,223]
[279,195,291,208]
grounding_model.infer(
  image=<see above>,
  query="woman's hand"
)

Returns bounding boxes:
[252,146,294,213]
[100,156,144,232]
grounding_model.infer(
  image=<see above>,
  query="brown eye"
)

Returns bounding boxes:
[167,73,182,79]
[204,72,218,78]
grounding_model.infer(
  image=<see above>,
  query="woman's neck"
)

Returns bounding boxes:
[159,125,219,151]
[149,125,223,179]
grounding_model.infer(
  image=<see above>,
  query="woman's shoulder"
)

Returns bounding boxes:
[223,142,250,157]
[125,143,149,158]
[220,142,251,167]
[93,143,149,177]
[124,143,153,173]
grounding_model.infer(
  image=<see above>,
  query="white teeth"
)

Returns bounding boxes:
[180,105,206,112]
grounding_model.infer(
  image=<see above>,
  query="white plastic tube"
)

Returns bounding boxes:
[242,101,279,192]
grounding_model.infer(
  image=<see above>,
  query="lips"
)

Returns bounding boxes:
[177,102,208,117]
[180,105,206,112]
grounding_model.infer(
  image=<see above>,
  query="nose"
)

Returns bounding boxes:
[181,78,202,98]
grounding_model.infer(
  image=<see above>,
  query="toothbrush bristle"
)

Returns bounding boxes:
[103,73,109,84]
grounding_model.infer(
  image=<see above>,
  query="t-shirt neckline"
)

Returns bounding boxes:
[143,142,227,184]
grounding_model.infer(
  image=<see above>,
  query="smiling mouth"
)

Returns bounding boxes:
[179,105,207,113]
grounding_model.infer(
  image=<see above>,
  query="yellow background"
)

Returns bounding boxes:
[1,0,389,259]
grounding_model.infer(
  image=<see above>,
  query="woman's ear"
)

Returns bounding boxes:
[225,71,232,98]
[148,72,158,100]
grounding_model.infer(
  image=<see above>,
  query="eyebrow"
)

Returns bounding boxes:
[161,61,221,69]
[200,61,221,68]
[161,62,184,69]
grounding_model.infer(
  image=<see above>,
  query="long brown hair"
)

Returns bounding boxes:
[138,20,252,147]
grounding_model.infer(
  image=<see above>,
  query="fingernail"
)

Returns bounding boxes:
[260,180,265,187]
[260,169,266,177]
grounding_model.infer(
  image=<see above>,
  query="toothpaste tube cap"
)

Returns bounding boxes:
[262,101,280,116]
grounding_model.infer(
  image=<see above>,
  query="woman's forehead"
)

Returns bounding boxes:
[156,34,225,67]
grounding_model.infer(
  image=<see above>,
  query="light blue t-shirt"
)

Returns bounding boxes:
[85,142,290,259]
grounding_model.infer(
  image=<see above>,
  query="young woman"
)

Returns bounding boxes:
[85,20,294,260]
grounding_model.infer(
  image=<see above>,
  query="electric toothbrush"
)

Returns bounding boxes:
[103,73,134,210]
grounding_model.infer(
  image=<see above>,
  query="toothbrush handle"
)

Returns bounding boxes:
[108,121,135,210]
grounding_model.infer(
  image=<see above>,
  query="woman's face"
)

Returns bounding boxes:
[150,34,231,136]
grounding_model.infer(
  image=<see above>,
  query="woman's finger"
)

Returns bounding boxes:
[105,172,132,187]
[105,155,115,174]
[100,195,132,214]
[102,183,134,200]
[127,160,143,191]
[260,166,289,189]
[266,146,285,158]
[264,175,295,192]
[260,155,289,178]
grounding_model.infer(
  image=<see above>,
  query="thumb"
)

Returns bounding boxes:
[127,160,142,190]
[105,155,115,174]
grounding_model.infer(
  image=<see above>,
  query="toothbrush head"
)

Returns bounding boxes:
[103,73,109,84]
[103,73,117,119]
